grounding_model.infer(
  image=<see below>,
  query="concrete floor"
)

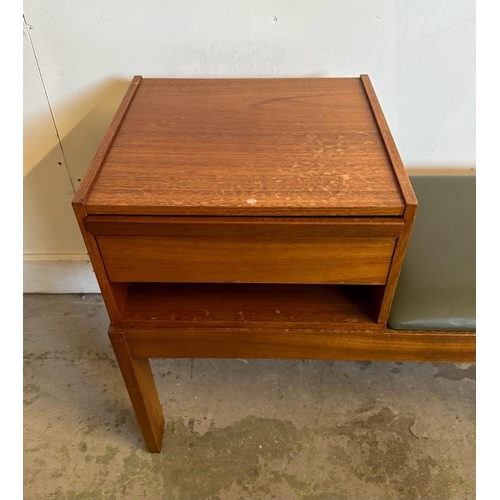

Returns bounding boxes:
[24,294,475,500]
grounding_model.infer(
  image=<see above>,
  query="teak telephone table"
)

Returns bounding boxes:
[74,75,419,453]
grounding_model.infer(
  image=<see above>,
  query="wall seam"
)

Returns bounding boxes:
[23,14,76,193]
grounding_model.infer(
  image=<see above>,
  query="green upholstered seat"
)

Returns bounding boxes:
[388,176,476,331]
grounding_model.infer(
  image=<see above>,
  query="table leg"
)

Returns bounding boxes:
[108,328,165,452]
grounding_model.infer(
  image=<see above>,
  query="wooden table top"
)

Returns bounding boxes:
[83,76,407,217]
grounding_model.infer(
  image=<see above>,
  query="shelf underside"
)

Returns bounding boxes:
[117,283,380,329]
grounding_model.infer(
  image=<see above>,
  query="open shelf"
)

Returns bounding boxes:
[116,283,381,330]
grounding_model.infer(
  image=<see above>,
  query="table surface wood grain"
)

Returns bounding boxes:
[85,77,405,216]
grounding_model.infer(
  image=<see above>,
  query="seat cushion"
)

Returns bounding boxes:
[388,175,476,331]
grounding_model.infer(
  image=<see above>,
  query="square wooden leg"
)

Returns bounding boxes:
[109,328,165,452]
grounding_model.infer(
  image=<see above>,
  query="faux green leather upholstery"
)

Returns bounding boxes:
[388,176,476,331]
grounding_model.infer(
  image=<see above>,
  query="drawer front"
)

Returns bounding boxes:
[93,217,400,285]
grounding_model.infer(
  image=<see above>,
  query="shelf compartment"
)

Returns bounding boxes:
[117,282,381,330]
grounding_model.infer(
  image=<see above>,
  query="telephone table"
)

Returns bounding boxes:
[74,75,419,452]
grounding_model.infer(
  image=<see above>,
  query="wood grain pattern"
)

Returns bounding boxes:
[109,329,165,452]
[116,326,476,363]
[72,203,129,322]
[73,76,142,205]
[85,78,405,216]
[71,76,141,321]
[377,204,418,325]
[84,215,404,238]
[117,283,380,330]
[97,234,396,284]
[360,75,418,208]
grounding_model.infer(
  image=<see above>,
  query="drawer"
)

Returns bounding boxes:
[87,216,402,285]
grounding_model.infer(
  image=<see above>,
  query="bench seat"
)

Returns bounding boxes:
[388,175,476,331]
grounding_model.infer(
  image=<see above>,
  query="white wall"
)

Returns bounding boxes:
[23,0,475,292]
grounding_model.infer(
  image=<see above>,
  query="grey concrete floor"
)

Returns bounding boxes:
[24,294,475,500]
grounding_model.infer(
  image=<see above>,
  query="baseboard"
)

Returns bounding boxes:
[23,255,100,293]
